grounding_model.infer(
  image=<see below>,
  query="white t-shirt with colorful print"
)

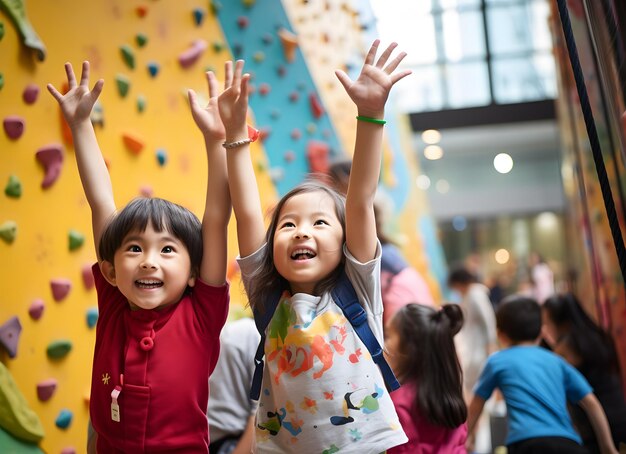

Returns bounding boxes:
[238,241,408,454]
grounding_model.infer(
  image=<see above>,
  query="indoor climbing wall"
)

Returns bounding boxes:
[1,0,442,452]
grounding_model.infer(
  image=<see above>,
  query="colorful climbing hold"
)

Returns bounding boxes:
[192,7,205,26]
[140,185,153,198]
[135,5,148,18]
[0,73,4,90]
[123,133,144,155]
[55,409,72,430]
[115,74,130,98]
[262,33,273,45]
[212,41,224,53]
[242,0,256,7]
[306,123,317,134]
[232,43,243,58]
[178,39,208,68]
[258,127,271,142]
[82,263,95,290]
[60,448,76,454]
[91,100,104,127]
[0,363,45,443]
[156,148,167,166]
[135,33,148,47]
[50,278,71,302]
[290,128,302,140]
[309,93,324,119]
[289,91,299,102]
[0,221,17,244]
[137,94,146,113]
[35,144,64,189]
[253,51,265,63]
[46,340,72,359]
[22,83,39,104]
[3,116,25,140]
[0,317,21,358]
[28,300,45,321]
[259,83,270,96]
[0,426,45,453]
[147,61,159,78]
[120,45,135,70]
[36,379,57,402]
[68,229,84,251]
[237,16,249,29]
[306,140,330,173]
[86,307,98,329]
[209,1,222,14]
[4,175,22,198]
[0,0,47,61]
[284,150,295,162]
[278,28,298,63]
[0,22,3,40]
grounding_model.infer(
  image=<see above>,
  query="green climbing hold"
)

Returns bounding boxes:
[135,33,148,47]
[212,41,224,53]
[0,22,4,41]
[120,45,135,69]
[68,229,84,251]
[0,221,17,244]
[0,73,3,90]
[0,362,45,443]
[4,175,22,198]
[0,426,44,453]
[115,74,130,98]
[46,340,72,359]
[137,94,146,113]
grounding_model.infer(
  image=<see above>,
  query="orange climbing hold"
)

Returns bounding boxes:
[123,133,144,155]
[306,140,330,174]
[278,28,298,63]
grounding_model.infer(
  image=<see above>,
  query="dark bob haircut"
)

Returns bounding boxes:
[496,295,542,342]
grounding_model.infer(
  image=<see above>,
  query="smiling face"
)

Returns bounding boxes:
[102,221,195,310]
[272,190,344,295]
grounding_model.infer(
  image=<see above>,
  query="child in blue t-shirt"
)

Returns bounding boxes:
[467,295,618,454]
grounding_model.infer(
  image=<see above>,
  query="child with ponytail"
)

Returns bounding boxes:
[385,303,468,453]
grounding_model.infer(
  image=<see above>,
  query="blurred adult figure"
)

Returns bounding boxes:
[529,252,555,304]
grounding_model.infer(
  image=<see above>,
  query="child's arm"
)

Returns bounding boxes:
[218,60,266,257]
[47,62,115,260]
[188,72,231,285]
[466,395,486,451]
[335,41,411,262]
[578,393,618,454]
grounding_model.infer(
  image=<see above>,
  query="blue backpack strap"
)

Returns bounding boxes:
[249,288,282,401]
[331,271,400,392]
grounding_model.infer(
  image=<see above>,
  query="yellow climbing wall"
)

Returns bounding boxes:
[0,0,276,451]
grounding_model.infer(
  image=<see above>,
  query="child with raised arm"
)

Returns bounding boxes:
[467,295,618,454]
[47,62,230,452]
[218,41,411,453]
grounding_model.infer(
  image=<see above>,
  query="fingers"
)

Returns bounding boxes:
[239,73,250,103]
[363,39,380,67]
[206,71,219,98]
[79,61,90,87]
[390,69,412,85]
[375,42,398,69]
[187,88,198,109]
[334,70,352,92]
[224,61,233,89]
[64,62,77,88]
[90,79,105,101]
[46,83,63,102]
[232,60,244,93]
[383,50,407,74]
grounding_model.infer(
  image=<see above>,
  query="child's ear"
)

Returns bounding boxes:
[100,261,118,287]
[187,274,196,288]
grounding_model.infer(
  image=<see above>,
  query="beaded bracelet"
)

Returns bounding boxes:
[222,138,252,149]
[356,115,386,125]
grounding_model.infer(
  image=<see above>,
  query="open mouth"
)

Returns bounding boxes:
[290,248,317,261]
[135,279,163,289]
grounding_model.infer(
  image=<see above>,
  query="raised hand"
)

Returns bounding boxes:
[47,61,104,129]
[335,40,411,117]
[188,71,226,141]
[217,60,250,139]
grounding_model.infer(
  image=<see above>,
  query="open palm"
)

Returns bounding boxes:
[335,41,411,117]
[47,61,103,128]
[188,71,226,140]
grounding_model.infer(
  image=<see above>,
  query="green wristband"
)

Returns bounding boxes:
[356,115,386,125]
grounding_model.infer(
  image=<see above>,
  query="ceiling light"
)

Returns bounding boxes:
[421,129,441,144]
[493,153,514,174]
[424,145,444,160]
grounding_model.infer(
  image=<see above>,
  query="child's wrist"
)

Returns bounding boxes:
[357,109,384,119]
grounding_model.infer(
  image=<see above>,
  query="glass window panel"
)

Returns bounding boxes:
[487,2,552,56]
[374,14,437,65]
[492,53,557,103]
[392,66,444,113]
[445,62,491,108]
[439,0,482,8]
[371,0,433,19]
[442,9,486,61]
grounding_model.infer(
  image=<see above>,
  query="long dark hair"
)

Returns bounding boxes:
[391,303,467,428]
[247,180,346,312]
[543,293,619,373]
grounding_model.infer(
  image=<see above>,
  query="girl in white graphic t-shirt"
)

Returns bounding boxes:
[218,41,411,453]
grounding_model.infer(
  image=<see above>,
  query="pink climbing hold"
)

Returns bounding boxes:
[178,39,208,69]
[61,448,77,454]
[284,150,295,162]
[291,128,302,140]
[247,124,260,142]
[3,115,25,140]
[82,264,95,290]
[23,84,40,104]
[289,91,299,102]
[0,316,22,358]
[140,185,153,198]
[306,140,330,174]
[50,278,72,302]
[309,93,324,119]
[237,16,249,29]
[36,378,58,402]
[258,127,271,142]
[28,299,45,320]
[35,144,64,189]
